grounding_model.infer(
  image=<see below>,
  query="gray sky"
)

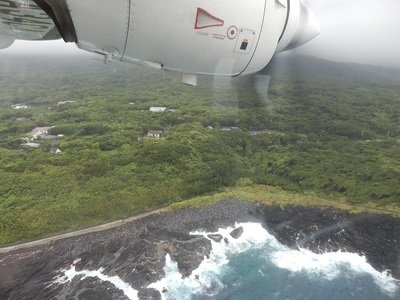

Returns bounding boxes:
[2,0,400,67]
[293,0,400,67]
[2,39,83,55]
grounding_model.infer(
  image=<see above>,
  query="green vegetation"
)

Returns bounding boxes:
[168,185,400,216]
[0,54,400,245]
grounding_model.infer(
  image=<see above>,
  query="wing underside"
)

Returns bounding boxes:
[0,0,60,48]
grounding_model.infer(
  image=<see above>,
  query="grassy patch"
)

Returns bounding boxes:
[168,185,400,216]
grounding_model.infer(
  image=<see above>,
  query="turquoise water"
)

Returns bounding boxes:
[57,223,400,300]
[201,249,395,300]
[150,223,400,300]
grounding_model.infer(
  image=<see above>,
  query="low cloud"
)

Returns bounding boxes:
[293,0,400,68]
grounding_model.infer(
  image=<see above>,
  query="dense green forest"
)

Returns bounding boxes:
[1,53,400,245]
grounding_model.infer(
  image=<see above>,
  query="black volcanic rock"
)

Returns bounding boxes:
[207,234,223,242]
[0,199,399,299]
[65,277,129,300]
[230,226,244,239]
[138,288,161,300]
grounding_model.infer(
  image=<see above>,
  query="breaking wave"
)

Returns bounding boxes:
[55,223,400,299]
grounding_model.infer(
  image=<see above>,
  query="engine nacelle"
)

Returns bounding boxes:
[1,0,319,84]
[63,0,318,81]
[65,0,287,78]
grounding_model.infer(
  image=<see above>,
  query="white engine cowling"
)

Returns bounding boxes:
[1,0,319,83]
[65,0,319,78]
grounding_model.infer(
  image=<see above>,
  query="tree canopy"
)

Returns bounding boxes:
[1,54,400,245]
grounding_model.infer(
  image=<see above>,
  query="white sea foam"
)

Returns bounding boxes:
[272,247,400,297]
[149,254,223,299]
[54,260,138,300]
[150,223,281,299]
[150,222,399,299]
[53,222,399,299]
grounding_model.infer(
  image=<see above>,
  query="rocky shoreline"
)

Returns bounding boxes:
[0,198,399,299]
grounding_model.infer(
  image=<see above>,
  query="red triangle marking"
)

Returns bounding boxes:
[195,8,224,29]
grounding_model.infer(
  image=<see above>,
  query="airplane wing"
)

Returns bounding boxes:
[0,0,63,49]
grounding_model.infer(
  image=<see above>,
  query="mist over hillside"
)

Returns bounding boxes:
[263,54,400,86]
[2,53,400,88]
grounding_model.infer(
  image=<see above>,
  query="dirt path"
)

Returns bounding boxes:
[0,206,168,254]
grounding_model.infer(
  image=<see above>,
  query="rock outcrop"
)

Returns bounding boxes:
[0,199,399,299]
[230,226,244,239]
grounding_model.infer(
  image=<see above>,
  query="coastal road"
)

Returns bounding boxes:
[1,198,399,254]
[0,206,168,254]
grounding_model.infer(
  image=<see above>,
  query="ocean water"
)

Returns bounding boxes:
[56,223,400,300]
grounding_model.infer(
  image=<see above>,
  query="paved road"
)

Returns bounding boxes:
[0,206,168,254]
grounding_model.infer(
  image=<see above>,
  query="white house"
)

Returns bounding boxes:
[57,101,76,105]
[12,104,28,109]
[150,107,167,112]
[220,126,241,131]
[28,126,54,139]
[22,142,40,147]
[147,130,162,138]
